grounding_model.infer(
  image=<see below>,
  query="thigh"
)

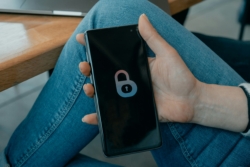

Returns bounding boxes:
[152,123,250,167]
[5,0,249,166]
[194,33,250,82]
[84,3,250,165]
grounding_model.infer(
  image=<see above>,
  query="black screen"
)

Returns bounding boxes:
[85,25,161,156]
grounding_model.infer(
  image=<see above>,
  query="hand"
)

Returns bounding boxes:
[77,14,203,125]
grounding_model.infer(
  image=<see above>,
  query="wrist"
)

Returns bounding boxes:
[191,83,248,132]
[191,81,207,124]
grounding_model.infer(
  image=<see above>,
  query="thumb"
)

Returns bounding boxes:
[138,14,175,56]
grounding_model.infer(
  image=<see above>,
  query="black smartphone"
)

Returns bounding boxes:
[84,24,162,157]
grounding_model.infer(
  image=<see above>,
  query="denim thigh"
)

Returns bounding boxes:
[5,0,250,166]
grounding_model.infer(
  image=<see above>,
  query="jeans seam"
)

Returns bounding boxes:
[15,73,86,167]
[168,123,199,167]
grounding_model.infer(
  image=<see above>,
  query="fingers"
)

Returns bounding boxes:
[76,33,85,45]
[79,62,91,76]
[138,14,176,56]
[77,33,90,76]
[148,57,154,63]
[79,62,95,97]
[82,113,98,125]
[77,33,96,125]
[83,84,94,97]
[77,47,94,98]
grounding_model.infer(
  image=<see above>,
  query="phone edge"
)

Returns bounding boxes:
[84,31,107,155]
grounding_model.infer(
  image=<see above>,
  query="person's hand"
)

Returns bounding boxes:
[77,14,204,125]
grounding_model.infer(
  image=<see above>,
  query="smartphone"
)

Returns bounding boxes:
[84,24,162,157]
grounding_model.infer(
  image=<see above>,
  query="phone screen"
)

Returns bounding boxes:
[85,25,161,156]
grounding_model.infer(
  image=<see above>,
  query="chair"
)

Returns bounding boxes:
[238,0,250,40]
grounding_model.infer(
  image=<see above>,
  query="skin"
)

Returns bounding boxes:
[76,14,248,133]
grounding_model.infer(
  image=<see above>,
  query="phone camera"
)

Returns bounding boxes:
[130,29,133,32]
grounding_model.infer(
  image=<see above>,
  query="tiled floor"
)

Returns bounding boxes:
[0,0,249,166]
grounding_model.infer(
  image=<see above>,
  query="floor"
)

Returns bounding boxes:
[0,0,249,166]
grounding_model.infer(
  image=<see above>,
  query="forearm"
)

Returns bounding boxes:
[192,83,248,132]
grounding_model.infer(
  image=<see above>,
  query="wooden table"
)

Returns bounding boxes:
[0,0,202,92]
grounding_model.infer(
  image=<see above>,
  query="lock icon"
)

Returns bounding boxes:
[114,70,137,98]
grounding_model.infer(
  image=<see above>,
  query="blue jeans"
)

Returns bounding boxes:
[1,0,250,166]
[193,33,250,82]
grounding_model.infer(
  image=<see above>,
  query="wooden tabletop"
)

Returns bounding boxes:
[0,0,202,92]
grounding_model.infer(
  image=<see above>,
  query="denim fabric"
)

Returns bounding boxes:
[2,0,250,166]
[193,33,250,82]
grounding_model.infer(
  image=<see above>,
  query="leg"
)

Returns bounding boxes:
[194,33,250,82]
[3,0,250,166]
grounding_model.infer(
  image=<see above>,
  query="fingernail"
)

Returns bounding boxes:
[82,116,86,122]
[83,85,86,92]
[79,63,83,73]
[142,13,149,22]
